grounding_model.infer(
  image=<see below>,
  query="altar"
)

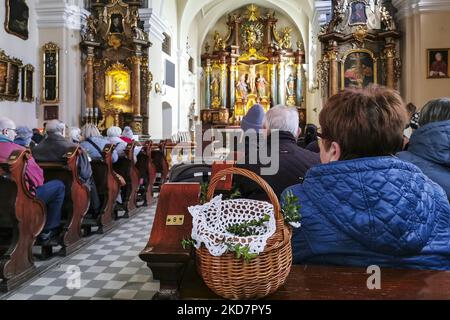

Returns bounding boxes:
[200,5,306,126]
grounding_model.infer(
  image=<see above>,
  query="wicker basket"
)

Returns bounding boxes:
[196,167,292,300]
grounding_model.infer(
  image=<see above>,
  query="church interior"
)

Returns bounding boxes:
[0,0,450,302]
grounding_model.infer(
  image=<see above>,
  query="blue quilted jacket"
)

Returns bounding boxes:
[398,120,450,200]
[283,157,450,270]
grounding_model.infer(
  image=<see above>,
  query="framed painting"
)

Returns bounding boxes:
[0,49,22,101]
[4,0,29,40]
[44,105,59,121]
[349,1,368,26]
[427,49,449,79]
[42,42,59,103]
[341,49,377,90]
[21,64,34,102]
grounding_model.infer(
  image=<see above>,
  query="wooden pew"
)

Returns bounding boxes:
[0,150,46,291]
[113,142,140,218]
[179,263,450,300]
[139,183,201,300]
[211,161,235,191]
[136,141,157,207]
[150,142,169,190]
[37,147,90,256]
[83,144,121,234]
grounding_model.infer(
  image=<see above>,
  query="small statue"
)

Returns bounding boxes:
[213,31,225,51]
[246,27,257,49]
[286,73,296,97]
[278,27,292,50]
[236,74,248,100]
[256,74,268,98]
[130,10,147,41]
[211,74,220,99]
[83,15,98,42]
[380,6,396,31]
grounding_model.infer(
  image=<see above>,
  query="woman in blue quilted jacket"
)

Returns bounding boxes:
[283,86,450,270]
[397,99,450,200]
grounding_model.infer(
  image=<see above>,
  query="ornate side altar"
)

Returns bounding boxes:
[317,0,401,98]
[80,0,151,134]
[201,5,306,126]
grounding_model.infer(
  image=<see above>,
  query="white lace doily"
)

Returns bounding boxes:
[188,195,277,257]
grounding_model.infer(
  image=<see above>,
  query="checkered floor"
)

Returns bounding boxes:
[1,205,159,300]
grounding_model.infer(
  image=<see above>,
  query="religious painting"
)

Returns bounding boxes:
[285,62,297,106]
[21,64,34,102]
[341,50,377,89]
[42,42,59,103]
[105,62,131,103]
[427,49,449,79]
[210,65,221,108]
[0,60,6,94]
[4,0,29,40]
[44,105,59,121]
[6,63,19,96]
[109,13,124,34]
[349,1,368,26]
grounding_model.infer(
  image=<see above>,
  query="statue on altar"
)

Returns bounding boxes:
[286,73,296,97]
[256,73,268,98]
[247,65,257,94]
[236,74,249,100]
[211,74,220,99]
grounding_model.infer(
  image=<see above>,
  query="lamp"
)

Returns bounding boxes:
[155,81,167,96]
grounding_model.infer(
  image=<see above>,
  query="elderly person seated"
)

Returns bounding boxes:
[32,120,100,218]
[14,126,36,148]
[67,127,82,144]
[0,117,65,244]
[283,86,450,270]
[107,126,127,157]
[398,98,450,200]
[235,105,320,200]
[121,126,134,144]
[80,124,118,163]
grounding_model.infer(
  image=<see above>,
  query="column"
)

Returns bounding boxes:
[229,59,237,114]
[296,65,303,106]
[205,61,212,108]
[132,55,142,116]
[86,47,95,121]
[385,46,395,89]
[278,59,285,105]
[328,49,339,96]
[270,63,277,107]
[220,62,228,108]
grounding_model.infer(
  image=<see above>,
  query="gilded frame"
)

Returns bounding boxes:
[42,42,60,104]
[21,63,34,102]
[0,49,23,102]
[426,48,450,79]
[4,0,29,40]
[341,49,377,90]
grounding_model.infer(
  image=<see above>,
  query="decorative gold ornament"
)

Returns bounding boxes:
[213,31,225,51]
[353,26,369,43]
[246,4,260,22]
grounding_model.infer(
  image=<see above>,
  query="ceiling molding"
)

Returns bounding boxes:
[393,0,450,18]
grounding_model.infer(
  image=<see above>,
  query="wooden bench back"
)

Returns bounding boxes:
[113,142,139,213]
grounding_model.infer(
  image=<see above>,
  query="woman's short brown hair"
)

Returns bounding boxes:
[319,86,408,160]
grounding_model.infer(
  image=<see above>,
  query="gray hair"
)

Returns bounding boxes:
[81,124,101,139]
[122,126,134,139]
[0,117,15,131]
[15,126,33,140]
[419,98,450,126]
[264,105,300,137]
[45,119,66,135]
[107,126,122,137]
[67,127,81,142]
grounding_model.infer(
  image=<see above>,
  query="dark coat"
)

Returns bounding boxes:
[235,131,320,201]
[397,120,450,200]
[284,156,450,270]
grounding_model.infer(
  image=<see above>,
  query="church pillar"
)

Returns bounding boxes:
[86,47,95,121]
[220,60,228,108]
[270,62,277,107]
[132,56,142,116]
[385,46,395,89]
[229,59,237,114]
[296,65,303,107]
[278,59,285,105]
[328,49,339,96]
[205,60,212,108]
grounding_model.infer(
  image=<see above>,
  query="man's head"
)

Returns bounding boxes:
[319,86,408,164]
[45,119,66,136]
[435,52,443,62]
[263,105,300,138]
[419,98,450,127]
[0,117,16,141]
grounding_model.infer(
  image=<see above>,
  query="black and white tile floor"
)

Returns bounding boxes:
[1,206,159,300]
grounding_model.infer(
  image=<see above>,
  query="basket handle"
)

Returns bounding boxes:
[207,167,282,222]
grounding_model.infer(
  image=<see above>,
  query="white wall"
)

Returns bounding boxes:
[0,1,39,128]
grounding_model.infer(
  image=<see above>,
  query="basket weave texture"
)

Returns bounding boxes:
[196,167,292,300]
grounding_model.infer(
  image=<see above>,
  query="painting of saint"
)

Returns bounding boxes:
[7,64,19,95]
[110,14,124,34]
[350,2,368,25]
[210,74,220,99]
[5,0,29,40]
[0,61,7,94]
[343,52,375,89]
[428,50,449,78]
